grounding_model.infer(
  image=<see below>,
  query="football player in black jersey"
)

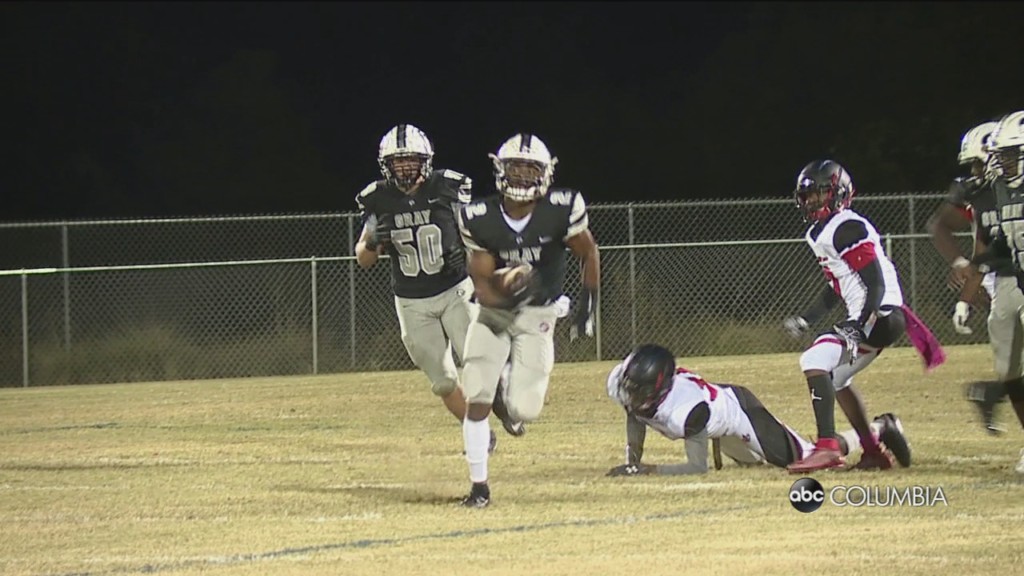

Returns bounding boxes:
[454,134,600,507]
[983,111,1024,474]
[354,124,490,446]
[927,120,1007,435]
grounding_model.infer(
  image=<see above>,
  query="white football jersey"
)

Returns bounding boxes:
[805,210,904,321]
[606,363,746,440]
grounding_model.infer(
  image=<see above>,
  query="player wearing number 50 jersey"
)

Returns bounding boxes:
[604,345,910,476]
[354,124,483,443]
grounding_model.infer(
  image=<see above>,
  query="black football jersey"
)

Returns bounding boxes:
[994,177,1024,276]
[457,188,590,306]
[355,169,472,298]
[968,178,1016,277]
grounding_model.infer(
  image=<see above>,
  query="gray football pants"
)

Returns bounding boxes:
[988,275,1024,382]
[462,303,559,422]
[394,277,476,397]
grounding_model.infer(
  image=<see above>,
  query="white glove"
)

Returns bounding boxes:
[952,301,972,335]
[783,316,810,339]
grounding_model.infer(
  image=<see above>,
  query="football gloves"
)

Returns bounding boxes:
[442,246,467,275]
[783,316,810,339]
[833,319,866,359]
[606,463,655,477]
[364,215,393,251]
[952,301,972,335]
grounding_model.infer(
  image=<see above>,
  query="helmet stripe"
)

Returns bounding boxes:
[396,124,407,149]
[520,133,532,152]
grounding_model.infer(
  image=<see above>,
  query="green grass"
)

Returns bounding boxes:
[1,344,1023,575]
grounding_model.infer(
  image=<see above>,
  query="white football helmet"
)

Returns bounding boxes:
[378,124,434,191]
[489,133,558,202]
[957,121,999,166]
[990,111,1024,187]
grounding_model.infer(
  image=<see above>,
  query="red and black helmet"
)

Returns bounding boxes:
[617,344,676,416]
[794,160,856,223]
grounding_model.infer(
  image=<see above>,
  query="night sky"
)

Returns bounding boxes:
[3,2,1022,220]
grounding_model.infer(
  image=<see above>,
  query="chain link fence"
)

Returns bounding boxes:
[0,193,982,387]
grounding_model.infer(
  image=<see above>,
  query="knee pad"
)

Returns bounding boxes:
[430,377,458,398]
[1005,377,1024,402]
[799,335,844,373]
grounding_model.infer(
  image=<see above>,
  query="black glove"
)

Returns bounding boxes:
[606,463,654,477]
[364,214,393,251]
[442,246,467,275]
[833,319,866,358]
[570,288,596,341]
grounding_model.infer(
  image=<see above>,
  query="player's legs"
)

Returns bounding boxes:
[990,278,1024,432]
[503,305,558,423]
[395,294,464,423]
[724,384,801,468]
[788,333,848,472]
[439,277,477,365]
[492,362,526,436]
[459,315,513,507]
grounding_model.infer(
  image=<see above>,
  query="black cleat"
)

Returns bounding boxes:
[965,381,1006,436]
[874,413,911,468]
[459,482,490,508]
[492,383,527,437]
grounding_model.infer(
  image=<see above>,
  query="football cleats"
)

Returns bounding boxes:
[378,124,434,191]
[794,160,855,223]
[615,344,676,416]
[489,133,558,202]
[957,121,999,168]
[990,111,1024,187]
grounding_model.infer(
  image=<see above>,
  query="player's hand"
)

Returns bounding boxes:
[952,300,972,335]
[364,215,393,251]
[606,463,655,477]
[946,265,973,293]
[504,267,541,310]
[833,319,866,360]
[782,316,810,339]
[570,288,596,341]
[441,246,466,275]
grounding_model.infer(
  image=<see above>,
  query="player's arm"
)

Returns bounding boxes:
[355,214,385,269]
[565,192,600,339]
[457,207,527,309]
[653,403,711,476]
[834,220,884,326]
[927,201,972,268]
[957,223,989,307]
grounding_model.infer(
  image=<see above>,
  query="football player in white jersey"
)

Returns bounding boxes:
[782,160,944,473]
[604,345,910,476]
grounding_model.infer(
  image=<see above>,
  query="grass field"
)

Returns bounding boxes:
[2,344,1023,576]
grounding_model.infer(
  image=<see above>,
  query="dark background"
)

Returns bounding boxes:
[2,2,1022,221]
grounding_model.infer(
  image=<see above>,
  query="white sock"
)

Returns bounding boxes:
[838,429,861,455]
[463,417,491,483]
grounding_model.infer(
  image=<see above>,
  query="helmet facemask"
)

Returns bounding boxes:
[490,155,556,203]
[616,347,675,417]
[382,153,431,192]
[795,181,836,223]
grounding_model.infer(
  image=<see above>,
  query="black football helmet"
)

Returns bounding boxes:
[794,160,855,223]
[616,344,676,416]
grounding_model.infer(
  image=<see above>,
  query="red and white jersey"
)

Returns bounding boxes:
[606,363,745,440]
[806,210,904,321]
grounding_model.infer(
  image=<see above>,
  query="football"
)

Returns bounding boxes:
[493,264,534,296]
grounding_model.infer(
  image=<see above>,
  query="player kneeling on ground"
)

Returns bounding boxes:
[605,344,911,476]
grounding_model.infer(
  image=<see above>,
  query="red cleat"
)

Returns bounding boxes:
[787,438,845,473]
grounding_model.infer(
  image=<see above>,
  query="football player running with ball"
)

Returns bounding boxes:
[454,134,600,507]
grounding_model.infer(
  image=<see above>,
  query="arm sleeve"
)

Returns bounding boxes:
[833,219,884,324]
[656,428,710,475]
[626,411,647,465]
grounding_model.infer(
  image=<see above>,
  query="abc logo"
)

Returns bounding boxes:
[789,477,825,513]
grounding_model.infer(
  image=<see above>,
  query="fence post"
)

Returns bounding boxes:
[348,215,357,369]
[628,204,636,351]
[311,256,319,375]
[61,224,71,353]
[21,272,29,388]
[908,196,918,308]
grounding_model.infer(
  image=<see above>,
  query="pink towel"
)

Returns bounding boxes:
[902,305,946,371]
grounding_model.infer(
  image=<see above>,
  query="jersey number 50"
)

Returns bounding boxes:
[392,224,444,276]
